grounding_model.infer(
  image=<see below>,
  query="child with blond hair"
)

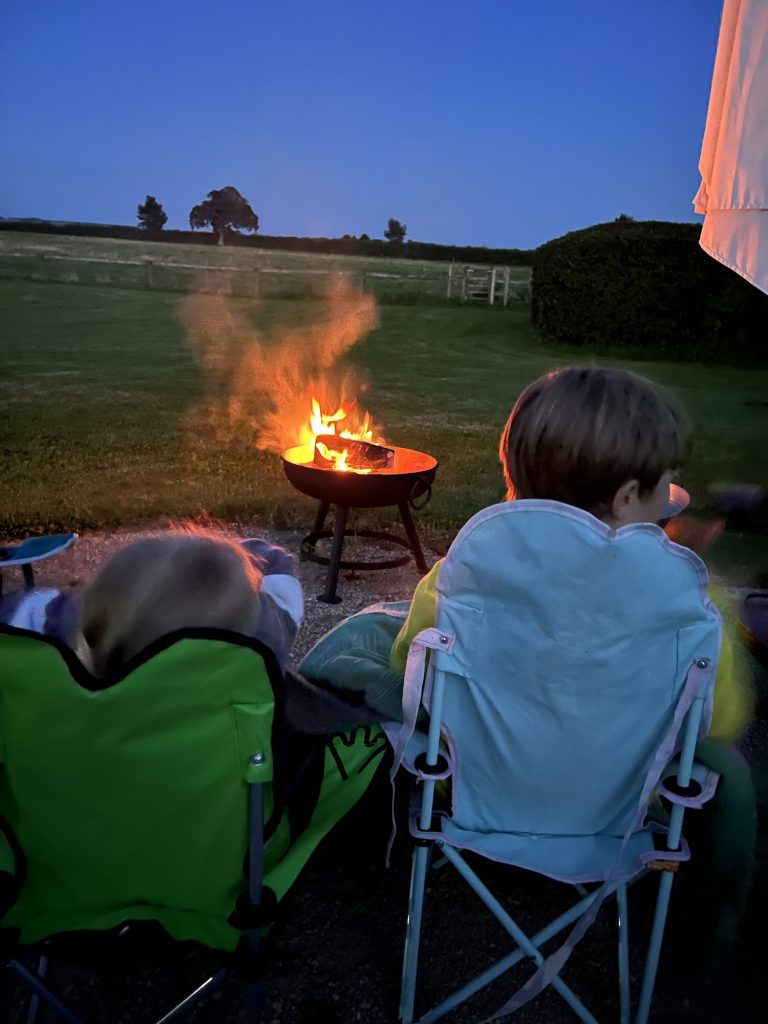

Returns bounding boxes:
[1,529,303,674]
[75,531,301,676]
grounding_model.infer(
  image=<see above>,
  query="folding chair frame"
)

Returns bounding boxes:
[398,664,711,1024]
[5,763,269,1024]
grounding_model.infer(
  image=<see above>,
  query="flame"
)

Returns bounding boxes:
[179,275,383,466]
[311,399,378,473]
[311,398,346,437]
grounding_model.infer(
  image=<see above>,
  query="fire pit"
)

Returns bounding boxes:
[282,442,438,603]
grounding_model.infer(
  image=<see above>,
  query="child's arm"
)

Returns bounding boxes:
[240,538,303,670]
[708,585,755,742]
[1,589,62,634]
[389,559,444,674]
[662,521,755,741]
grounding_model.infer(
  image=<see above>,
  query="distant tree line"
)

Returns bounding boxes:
[3,185,538,263]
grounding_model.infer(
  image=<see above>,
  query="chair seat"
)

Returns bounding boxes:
[437,820,661,884]
[386,722,718,884]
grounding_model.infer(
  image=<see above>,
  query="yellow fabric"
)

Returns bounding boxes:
[389,562,753,742]
[708,585,755,741]
[389,559,444,675]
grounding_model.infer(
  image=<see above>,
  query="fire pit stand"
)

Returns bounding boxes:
[301,499,429,603]
[282,444,438,603]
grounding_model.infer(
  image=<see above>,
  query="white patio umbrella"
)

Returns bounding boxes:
[694,0,768,295]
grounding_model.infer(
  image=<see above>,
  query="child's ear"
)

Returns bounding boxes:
[609,480,640,522]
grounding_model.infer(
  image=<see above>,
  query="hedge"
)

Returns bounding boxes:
[0,220,534,267]
[531,220,768,365]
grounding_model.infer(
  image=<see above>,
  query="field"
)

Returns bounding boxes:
[2,270,767,585]
[0,231,532,304]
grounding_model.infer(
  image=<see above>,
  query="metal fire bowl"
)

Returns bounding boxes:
[282,445,438,509]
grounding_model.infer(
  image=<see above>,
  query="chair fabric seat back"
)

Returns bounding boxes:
[432,501,721,874]
[0,628,279,951]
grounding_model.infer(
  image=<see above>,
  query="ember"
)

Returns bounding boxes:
[314,435,395,472]
[298,397,389,474]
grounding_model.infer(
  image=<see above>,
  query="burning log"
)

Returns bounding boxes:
[314,434,395,471]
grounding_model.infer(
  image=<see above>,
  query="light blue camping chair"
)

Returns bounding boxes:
[386,501,722,1024]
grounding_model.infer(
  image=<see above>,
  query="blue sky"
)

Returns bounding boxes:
[0,0,723,248]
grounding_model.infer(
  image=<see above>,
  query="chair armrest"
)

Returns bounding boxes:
[659,761,719,809]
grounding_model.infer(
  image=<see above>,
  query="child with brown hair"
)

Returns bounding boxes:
[389,365,753,742]
[301,364,755,949]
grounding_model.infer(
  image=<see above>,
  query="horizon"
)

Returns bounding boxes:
[1,0,722,249]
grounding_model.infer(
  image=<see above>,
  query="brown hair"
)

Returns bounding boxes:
[77,530,263,676]
[499,366,687,516]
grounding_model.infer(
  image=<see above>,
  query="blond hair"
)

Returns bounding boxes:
[499,366,687,516]
[77,531,263,676]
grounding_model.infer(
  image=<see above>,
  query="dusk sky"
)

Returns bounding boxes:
[1,0,723,249]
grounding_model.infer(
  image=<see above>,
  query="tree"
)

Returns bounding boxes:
[137,195,167,237]
[384,218,407,244]
[189,186,259,245]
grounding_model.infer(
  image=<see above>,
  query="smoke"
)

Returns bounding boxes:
[179,275,380,454]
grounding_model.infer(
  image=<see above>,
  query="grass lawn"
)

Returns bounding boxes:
[1,279,767,583]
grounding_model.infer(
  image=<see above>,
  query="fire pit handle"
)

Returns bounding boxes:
[408,476,433,511]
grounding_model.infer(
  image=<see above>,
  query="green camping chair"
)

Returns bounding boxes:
[0,623,386,1023]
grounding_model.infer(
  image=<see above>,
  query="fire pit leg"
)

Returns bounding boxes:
[398,501,428,574]
[312,501,330,535]
[320,504,349,604]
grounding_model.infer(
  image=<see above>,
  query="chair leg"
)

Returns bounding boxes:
[244,924,265,1024]
[154,970,227,1024]
[616,884,630,1024]
[8,961,84,1024]
[636,870,675,1024]
[440,846,601,1024]
[25,954,48,1024]
[246,979,265,1024]
[400,843,431,1024]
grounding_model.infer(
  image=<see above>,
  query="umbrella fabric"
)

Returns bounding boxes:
[694,0,768,295]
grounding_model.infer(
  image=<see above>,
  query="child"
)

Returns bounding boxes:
[390,365,754,743]
[1,527,377,737]
[301,365,753,740]
[76,531,303,676]
[1,529,304,676]
[301,363,756,948]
